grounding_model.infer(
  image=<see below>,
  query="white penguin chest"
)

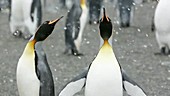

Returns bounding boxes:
[17,54,40,96]
[80,7,88,25]
[155,0,170,32]
[79,6,88,36]
[85,50,123,96]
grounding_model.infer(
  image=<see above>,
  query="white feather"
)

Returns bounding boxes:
[59,78,86,96]
[124,81,146,96]
[85,44,123,96]
[154,0,170,49]
[16,43,40,96]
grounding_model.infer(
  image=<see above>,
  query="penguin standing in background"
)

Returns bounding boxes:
[154,0,170,55]
[88,0,103,24]
[58,8,147,96]
[117,0,134,27]
[9,0,42,39]
[16,16,63,96]
[64,0,88,56]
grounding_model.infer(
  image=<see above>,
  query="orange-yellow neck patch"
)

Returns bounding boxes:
[23,40,36,55]
[80,0,86,9]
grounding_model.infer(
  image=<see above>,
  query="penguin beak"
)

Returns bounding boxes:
[101,8,110,22]
[48,16,64,25]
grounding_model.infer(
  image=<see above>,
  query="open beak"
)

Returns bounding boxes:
[48,16,64,25]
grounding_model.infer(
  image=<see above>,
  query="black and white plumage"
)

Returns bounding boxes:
[9,0,42,39]
[64,0,88,56]
[16,16,63,96]
[154,0,170,55]
[58,68,147,96]
[58,8,147,96]
[35,42,55,96]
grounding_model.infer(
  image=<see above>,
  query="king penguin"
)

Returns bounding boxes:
[58,8,147,96]
[117,0,134,27]
[154,0,170,55]
[64,0,88,56]
[85,8,123,96]
[88,0,103,24]
[16,16,63,96]
[9,0,42,39]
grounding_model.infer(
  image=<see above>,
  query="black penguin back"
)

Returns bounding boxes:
[35,42,55,96]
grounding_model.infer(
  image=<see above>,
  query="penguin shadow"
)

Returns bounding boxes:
[154,52,170,56]
[154,47,170,56]
[55,52,84,61]
[62,51,84,57]
[120,25,139,29]
[151,16,155,32]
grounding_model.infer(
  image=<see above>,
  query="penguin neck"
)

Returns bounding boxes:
[100,40,113,54]
[96,39,116,63]
[80,0,86,9]
[99,35,113,48]
[23,40,36,55]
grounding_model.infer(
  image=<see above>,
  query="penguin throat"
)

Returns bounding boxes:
[103,40,110,45]
[101,40,111,49]
[99,40,113,55]
[23,40,36,55]
[80,0,86,9]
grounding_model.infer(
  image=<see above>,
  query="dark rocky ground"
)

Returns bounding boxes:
[0,1,170,96]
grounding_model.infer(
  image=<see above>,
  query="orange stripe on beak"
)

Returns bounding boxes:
[48,16,64,24]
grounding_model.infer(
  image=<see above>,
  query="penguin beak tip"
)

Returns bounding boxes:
[48,16,64,25]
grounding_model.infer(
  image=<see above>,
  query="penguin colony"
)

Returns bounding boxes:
[7,0,160,95]
[58,8,147,96]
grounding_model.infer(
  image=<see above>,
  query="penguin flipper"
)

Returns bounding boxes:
[58,69,88,96]
[122,70,147,96]
[35,43,55,96]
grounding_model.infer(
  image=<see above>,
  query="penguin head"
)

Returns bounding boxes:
[99,8,112,40]
[33,16,63,42]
